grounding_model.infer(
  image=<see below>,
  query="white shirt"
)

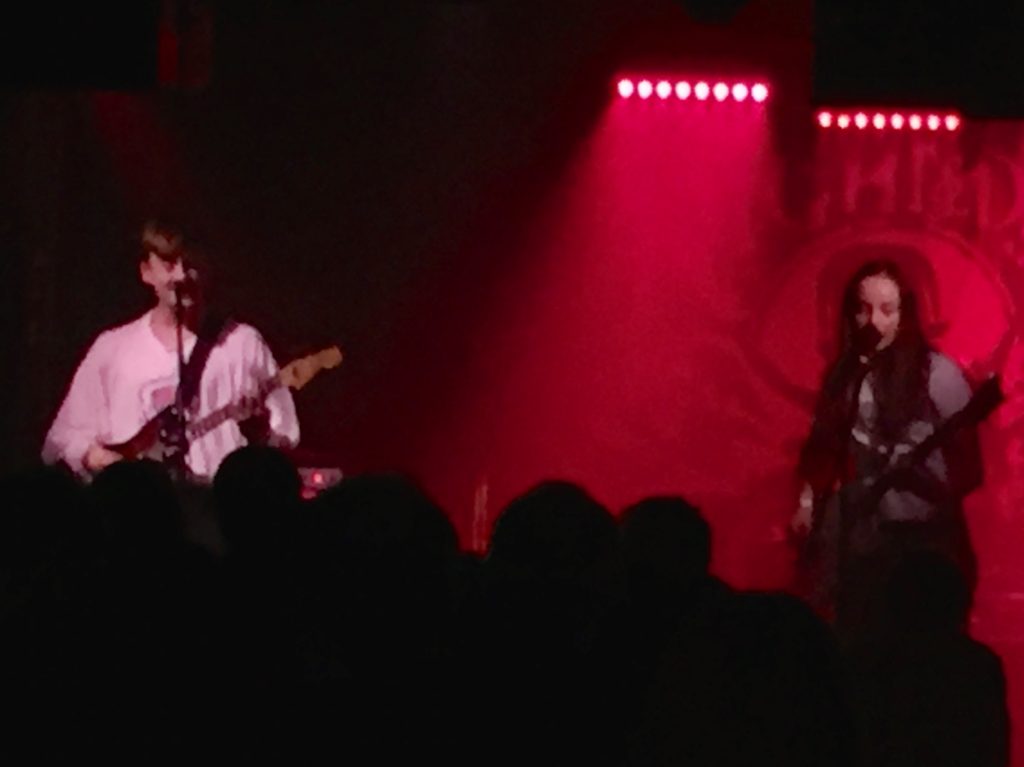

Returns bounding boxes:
[42,310,300,481]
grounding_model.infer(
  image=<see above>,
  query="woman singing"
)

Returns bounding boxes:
[793,258,984,637]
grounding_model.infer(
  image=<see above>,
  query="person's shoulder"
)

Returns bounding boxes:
[221,320,265,343]
[928,349,967,381]
[90,312,149,350]
[217,320,272,355]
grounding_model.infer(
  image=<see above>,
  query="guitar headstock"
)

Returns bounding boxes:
[280,346,343,391]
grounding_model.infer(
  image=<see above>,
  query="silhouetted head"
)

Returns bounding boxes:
[0,463,89,566]
[884,550,971,634]
[620,495,710,589]
[213,445,302,555]
[324,472,456,563]
[488,480,620,587]
[90,459,182,554]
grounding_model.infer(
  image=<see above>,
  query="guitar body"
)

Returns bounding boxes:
[794,375,1003,618]
[105,407,184,462]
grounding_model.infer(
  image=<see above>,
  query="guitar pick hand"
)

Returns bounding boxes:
[84,443,124,473]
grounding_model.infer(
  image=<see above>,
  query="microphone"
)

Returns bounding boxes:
[854,323,883,362]
[171,270,199,308]
[825,323,883,397]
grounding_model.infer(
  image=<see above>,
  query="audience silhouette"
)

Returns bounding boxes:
[0,455,1009,765]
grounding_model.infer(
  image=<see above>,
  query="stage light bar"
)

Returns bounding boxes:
[815,109,961,132]
[615,77,771,105]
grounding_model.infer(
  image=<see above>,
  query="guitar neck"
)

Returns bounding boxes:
[872,385,994,499]
[184,372,283,441]
[900,407,971,473]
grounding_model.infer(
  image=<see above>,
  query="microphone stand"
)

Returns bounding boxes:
[167,283,191,482]
[834,355,872,634]
[834,328,882,637]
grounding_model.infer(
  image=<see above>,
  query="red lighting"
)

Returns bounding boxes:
[816,106,959,132]
[619,75,774,108]
[312,471,324,485]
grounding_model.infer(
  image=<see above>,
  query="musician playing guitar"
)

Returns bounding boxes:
[792,257,989,638]
[42,221,301,482]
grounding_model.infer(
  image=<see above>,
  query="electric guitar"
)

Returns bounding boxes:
[796,374,1003,565]
[106,346,343,462]
[839,375,1002,516]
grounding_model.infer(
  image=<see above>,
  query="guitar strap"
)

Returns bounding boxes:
[178,311,233,413]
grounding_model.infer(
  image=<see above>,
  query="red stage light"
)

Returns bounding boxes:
[837,114,851,129]
[927,114,941,131]
[908,114,923,130]
[854,112,868,129]
[817,111,833,128]
[891,113,905,129]
[945,114,961,131]
[872,113,886,129]
[622,75,775,108]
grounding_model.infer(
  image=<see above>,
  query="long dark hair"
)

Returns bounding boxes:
[800,258,935,489]
[837,259,933,443]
